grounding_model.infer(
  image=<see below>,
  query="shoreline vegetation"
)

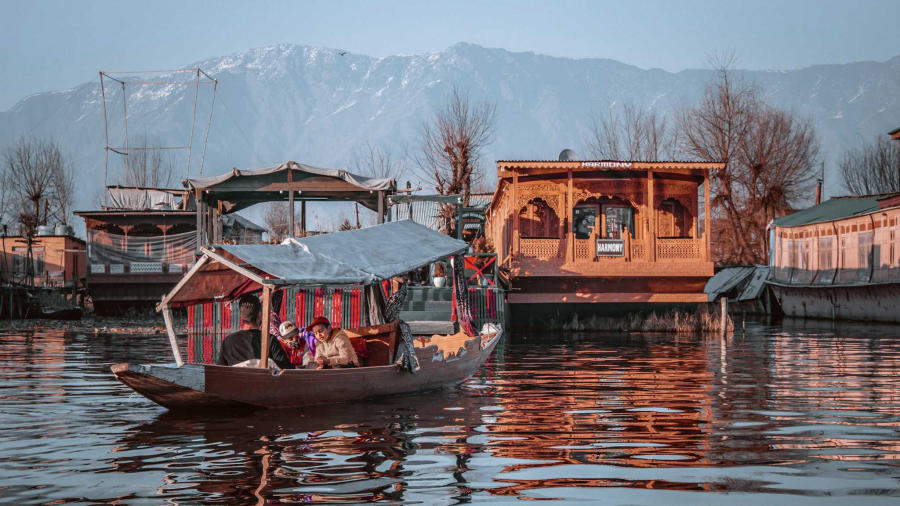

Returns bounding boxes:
[555,307,735,335]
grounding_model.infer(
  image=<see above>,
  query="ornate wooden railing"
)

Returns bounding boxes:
[518,237,705,262]
[656,238,701,260]
[520,238,563,260]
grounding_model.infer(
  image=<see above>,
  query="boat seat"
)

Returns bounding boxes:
[343,322,399,367]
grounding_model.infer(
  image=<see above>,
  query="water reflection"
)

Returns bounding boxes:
[1,321,899,503]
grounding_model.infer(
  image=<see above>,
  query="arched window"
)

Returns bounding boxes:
[658,198,690,238]
[518,198,559,238]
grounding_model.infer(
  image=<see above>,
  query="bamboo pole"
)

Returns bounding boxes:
[162,307,184,366]
[259,286,272,368]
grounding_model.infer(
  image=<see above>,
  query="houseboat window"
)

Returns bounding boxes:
[858,231,873,273]
[818,236,834,271]
[573,205,597,239]
[603,205,635,239]
[518,198,559,238]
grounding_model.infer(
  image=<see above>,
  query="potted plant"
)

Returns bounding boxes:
[432,261,446,288]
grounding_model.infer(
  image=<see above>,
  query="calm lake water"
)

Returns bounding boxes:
[1,320,899,504]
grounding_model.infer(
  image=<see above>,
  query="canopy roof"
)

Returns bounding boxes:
[159,220,467,308]
[183,161,396,213]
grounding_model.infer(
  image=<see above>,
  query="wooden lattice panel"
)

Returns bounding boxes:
[520,238,562,259]
[656,238,700,260]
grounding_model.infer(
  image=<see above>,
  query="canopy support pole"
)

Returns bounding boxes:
[300,201,306,236]
[289,190,295,238]
[377,191,384,224]
[162,306,184,366]
[259,285,272,368]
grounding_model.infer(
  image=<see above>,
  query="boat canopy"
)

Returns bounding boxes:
[182,161,396,213]
[158,220,468,308]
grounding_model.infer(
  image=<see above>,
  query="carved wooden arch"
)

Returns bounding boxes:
[572,191,639,210]
[516,185,564,219]
[658,195,693,214]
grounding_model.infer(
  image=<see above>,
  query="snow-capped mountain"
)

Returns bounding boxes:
[1,42,898,214]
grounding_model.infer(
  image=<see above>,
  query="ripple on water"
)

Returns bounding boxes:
[0,323,899,503]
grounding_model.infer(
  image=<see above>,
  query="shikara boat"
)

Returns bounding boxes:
[111,220,503,411]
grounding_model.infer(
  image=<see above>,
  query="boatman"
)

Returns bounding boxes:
[216,294,294,369]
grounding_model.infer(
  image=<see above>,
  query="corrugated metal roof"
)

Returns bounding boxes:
[771,196,881,228]
[705,267,756,299]
[737,266,770,301]
[704,265,770,301]
[391,194,491,232]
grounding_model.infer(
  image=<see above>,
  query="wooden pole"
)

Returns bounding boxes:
[259,286,271,368]
[648,170,656,261]
[377,191,384,224]
[301,201,307,236]
[704,175,711,261]
[719,296,728,338]
[289,191,295,238]
[162,307,184,366]
[512,172,519,257]
[567,169,574,263]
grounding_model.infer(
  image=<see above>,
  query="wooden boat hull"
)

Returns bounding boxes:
[112,331,502,411]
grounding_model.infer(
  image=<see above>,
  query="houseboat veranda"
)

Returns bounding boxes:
[111,220,504,411]
[485,157,723,326]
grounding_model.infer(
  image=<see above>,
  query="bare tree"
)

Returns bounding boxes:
[122,135,177,188]
[264,202,290,243]
[588,103,680,160]
[4,137,75,235]
[351,141,405,180]
[417,86,495,233]
[0,162,11,228]
[679,60,819,265]
[418,86,495,205]
[840,136,900,195]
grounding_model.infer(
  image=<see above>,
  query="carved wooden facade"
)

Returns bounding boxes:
[485,160,721,305]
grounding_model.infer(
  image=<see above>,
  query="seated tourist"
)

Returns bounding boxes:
[307,316,359,369]
[278,321,314,368]
[215,294,294,369]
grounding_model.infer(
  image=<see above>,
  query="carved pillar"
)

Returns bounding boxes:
[511,172,519,257]
[647,170,656,261]
[567,169,574,263]
[704,174,711,261]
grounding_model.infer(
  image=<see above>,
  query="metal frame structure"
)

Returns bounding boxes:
[99,68,218,205]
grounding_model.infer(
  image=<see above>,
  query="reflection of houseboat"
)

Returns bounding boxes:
[768,192,900,322]
[485,156,722,325]
[75,186,264,314]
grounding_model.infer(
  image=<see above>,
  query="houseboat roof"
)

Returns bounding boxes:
[159,220,467,307]
[182,161,396,213]
[772,192,900,228]
[496,160,724,174]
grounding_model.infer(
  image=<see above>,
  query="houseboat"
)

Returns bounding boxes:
[767,192,900,322]
[111,220,503,411]
[75,186,264,315]
[485,154,723,326]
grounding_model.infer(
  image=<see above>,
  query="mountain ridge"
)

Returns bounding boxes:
[1,42,898,217]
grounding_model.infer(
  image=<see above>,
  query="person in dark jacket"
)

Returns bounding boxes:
[215,294,293,369]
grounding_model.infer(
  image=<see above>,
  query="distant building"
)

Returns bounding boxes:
[485,157,722,326]
[0,230,86,289]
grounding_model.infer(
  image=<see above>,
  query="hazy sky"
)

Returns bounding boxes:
[2,0,898,110]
